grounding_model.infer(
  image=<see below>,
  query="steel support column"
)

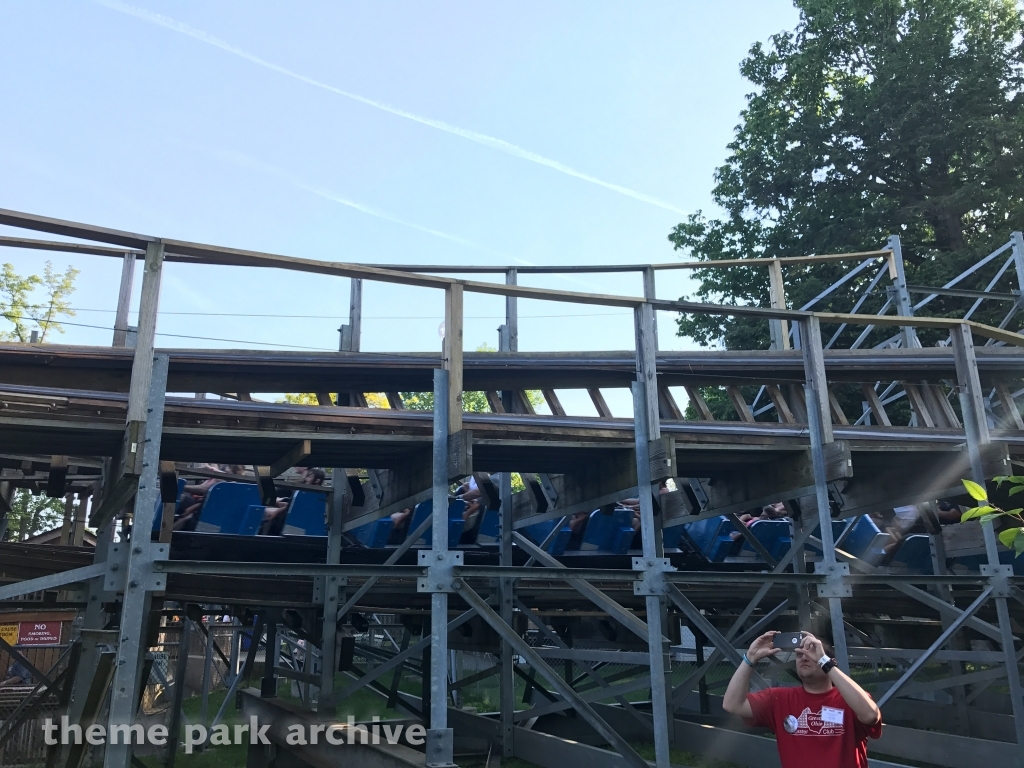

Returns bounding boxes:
[427,367,455,767]
[318,468,348,714]
[799,317,849,669]
[886,235,920,349]
[951,322,1024,752]
[499,470,515,757]
[632,302,671,768]
[103,353,169,768]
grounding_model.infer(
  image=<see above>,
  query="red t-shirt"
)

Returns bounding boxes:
[745,685,882,768]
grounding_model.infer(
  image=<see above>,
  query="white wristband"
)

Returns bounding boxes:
[818,654,831,667]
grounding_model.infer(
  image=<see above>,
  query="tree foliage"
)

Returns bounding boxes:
[960,478,1024,557]
[671,0,1024,351]
[0,261,79,342]
[3,490,68,541]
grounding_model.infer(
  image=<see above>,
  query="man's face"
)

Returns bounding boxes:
[795,652,828,684]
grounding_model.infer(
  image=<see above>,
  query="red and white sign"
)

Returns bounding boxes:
[17,621,62,646]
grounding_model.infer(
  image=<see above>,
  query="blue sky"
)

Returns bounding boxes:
[0,1,798,414]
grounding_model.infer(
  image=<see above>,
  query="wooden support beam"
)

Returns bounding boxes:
[860,383,891,426]
[89,474,138,529]
[840,444,1010,519]
[513,390,537,415]
[58,493,74,545]
[71,491,89,547]
[727,386,755,423]
[541,389,565,416]
[340,452,433,531]
[46,455,68,498]
[237,392,253,402]
[683,386,714,421]
[695,441,853,518]
[766,384,795,424]
[315,392,334,406]
[269,440,312,479]
[485,391,506,414]
[444,284,464,434]
[511,455,639,529]
[505,269,519,353]
[995,382,1024,429]
[386,392,405,410]
[904,383,935,428]
[588,388,613,418]
[768,258,791,350]
[928,384,961,429]
[348,278,363,353]
[826,388,849,426]
[657,386,683,420]
[252,465,277,506]
[473,472,500,511]
[159,460,178,544]
[112,252,135,348]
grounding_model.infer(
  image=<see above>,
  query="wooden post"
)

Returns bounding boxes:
[505,269,518,353]
[59,493,75,546]
[122,242,163,479]
[768,259,790,350]
[349,278,362,352]
[642,267,659,350]
[112,252,135,348]
[444,284,464,434]
[634,303,660,440]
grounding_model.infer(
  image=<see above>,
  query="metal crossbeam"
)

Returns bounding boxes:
[455,579,651,768]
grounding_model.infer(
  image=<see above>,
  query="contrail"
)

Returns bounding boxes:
[207,146,612,291]
[96,0,685,215]
[217,149,492,252]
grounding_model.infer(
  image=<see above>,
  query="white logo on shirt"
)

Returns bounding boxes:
[783,707,846,737]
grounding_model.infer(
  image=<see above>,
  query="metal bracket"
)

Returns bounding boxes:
[315,574,349,604]
[104,542,170,592]
[104,543,129,592]
[425,727,455,768]
[981,564,1014,598]
[632,557,675,596]
[815,561,851,598]
[417,550,464,593]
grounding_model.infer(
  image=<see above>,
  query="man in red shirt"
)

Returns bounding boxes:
[722,631,882,768]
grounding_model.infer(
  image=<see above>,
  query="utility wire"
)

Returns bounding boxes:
[62,307,632,320]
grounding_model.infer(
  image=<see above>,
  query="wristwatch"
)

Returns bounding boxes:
[819,654,837,674]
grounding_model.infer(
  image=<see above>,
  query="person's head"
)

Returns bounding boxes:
[305,468,326,486]
[794,634,834,686]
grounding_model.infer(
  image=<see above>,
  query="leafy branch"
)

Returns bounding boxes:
[961,478,1024,557]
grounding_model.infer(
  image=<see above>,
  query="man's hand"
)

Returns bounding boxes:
[747,631,781,663]
[795,632,827,664]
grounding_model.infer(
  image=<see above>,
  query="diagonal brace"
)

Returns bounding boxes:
[877,586,994,708]
[0,563,106,602]
[454,578,650,768]
[513,532,657,643]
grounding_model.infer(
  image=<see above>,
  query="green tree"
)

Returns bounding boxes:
[0,261,79,342]
[4,489,67,541]
[671,0,1024,352]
